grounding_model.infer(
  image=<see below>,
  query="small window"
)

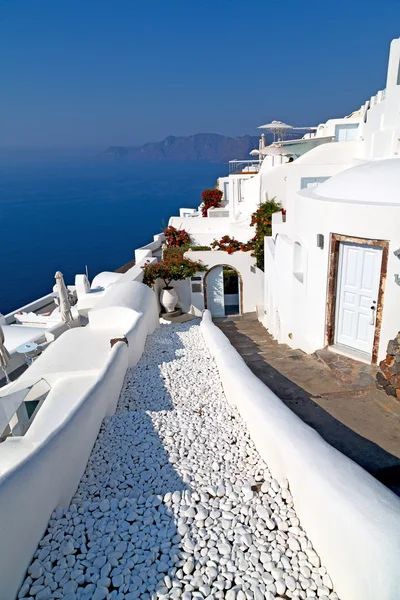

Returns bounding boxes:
[335,124,359,142]
[237,179,243,202]
[224,181,230,201]
[301,176,330,189]
[293,242,304,283]
[191,283,202,293]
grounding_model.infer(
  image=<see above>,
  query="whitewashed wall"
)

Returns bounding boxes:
[0,268,158,598]
[260,141,361,210]
[264,189,400,361]
[168,216,253,246]
[182,250,263,316]
[361,39,400,159]
[200,311,400,600]
[227,174,254,220]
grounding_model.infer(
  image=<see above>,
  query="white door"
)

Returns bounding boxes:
[335,243,382,354]
[206,266,225,317]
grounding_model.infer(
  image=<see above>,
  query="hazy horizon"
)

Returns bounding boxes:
[1,0,399,148]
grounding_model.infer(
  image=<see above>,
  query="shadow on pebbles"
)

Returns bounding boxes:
[19,321,339,600]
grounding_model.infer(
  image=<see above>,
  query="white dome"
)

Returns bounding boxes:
[302,158,400,205]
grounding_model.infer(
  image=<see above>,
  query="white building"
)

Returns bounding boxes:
[1,38,400,600]
[168,38,400,368]
[263,38,400,364]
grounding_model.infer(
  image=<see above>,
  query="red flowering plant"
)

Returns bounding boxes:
[210,199,282,269]
[250,199,282,270]
[142,255,207,289]
[210,235,256,255]
[201,189,223,217]
[163,225,191,248]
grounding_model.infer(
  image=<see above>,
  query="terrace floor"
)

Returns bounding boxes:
[215,314,400,496]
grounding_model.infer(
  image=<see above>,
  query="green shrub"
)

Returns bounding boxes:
[142,255,207,288]
[164,244,211,259]
[188,245,211,251]
[250,199,282,270]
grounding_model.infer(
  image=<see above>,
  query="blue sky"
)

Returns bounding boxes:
[1,0,399,148]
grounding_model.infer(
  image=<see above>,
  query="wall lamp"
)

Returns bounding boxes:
[317,234,324,249]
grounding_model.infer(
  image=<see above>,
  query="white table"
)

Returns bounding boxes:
[15,341,38,366]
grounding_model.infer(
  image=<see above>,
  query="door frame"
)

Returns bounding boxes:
[325,234,388,364]
[204,265,243,316]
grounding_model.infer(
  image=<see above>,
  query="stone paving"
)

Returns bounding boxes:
[18,321,339,600]
[215,315,400,495]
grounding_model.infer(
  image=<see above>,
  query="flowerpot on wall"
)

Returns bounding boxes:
[160,286,178,313]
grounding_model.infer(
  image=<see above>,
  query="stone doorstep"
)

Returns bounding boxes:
[315,348,378,391]
[160,308,182,319]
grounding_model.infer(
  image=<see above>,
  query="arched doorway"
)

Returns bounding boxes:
[204,265,242,317]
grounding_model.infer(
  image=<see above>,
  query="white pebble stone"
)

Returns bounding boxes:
[16,321,335,600]
[285,576,296,591]
[183,560,195,575]
[300,566,311,578]
[276,580,286,595]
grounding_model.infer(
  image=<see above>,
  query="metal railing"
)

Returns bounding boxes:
[228,160,261,174]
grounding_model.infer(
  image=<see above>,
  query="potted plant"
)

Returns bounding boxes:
[142,255,207,313]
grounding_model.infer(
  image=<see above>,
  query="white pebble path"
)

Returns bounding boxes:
[19,320,339,600]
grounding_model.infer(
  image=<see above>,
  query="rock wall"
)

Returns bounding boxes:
[376,332,400,398]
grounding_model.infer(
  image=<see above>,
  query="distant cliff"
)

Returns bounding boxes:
[97,133,268,163]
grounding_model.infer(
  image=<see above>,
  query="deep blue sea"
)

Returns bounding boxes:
[0,160,225,314]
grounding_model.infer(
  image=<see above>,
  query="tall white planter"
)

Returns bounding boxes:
[160,287,178,313]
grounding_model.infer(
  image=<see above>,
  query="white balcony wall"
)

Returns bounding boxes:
[168,216,253,246]
[259,140,361,215]
[0,265,159,599]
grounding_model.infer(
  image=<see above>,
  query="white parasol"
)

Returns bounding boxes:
[0,325,10,383]
[55,271,73,324]
[257,120,294,141]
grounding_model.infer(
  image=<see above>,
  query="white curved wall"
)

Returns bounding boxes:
[0,345,128,599]
[90,271,122,290]
[0,278,159,599]
[200,310,400,600]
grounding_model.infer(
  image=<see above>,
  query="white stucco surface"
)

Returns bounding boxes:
[0,277,159,598]
[3,325,47,353]
[168,216,254,246]
[262,41,400,362]
[264,158,400,361]
[90,271,123,290]
[200,310,400,600]
[309,157,400,204]
[173,250,263,316]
